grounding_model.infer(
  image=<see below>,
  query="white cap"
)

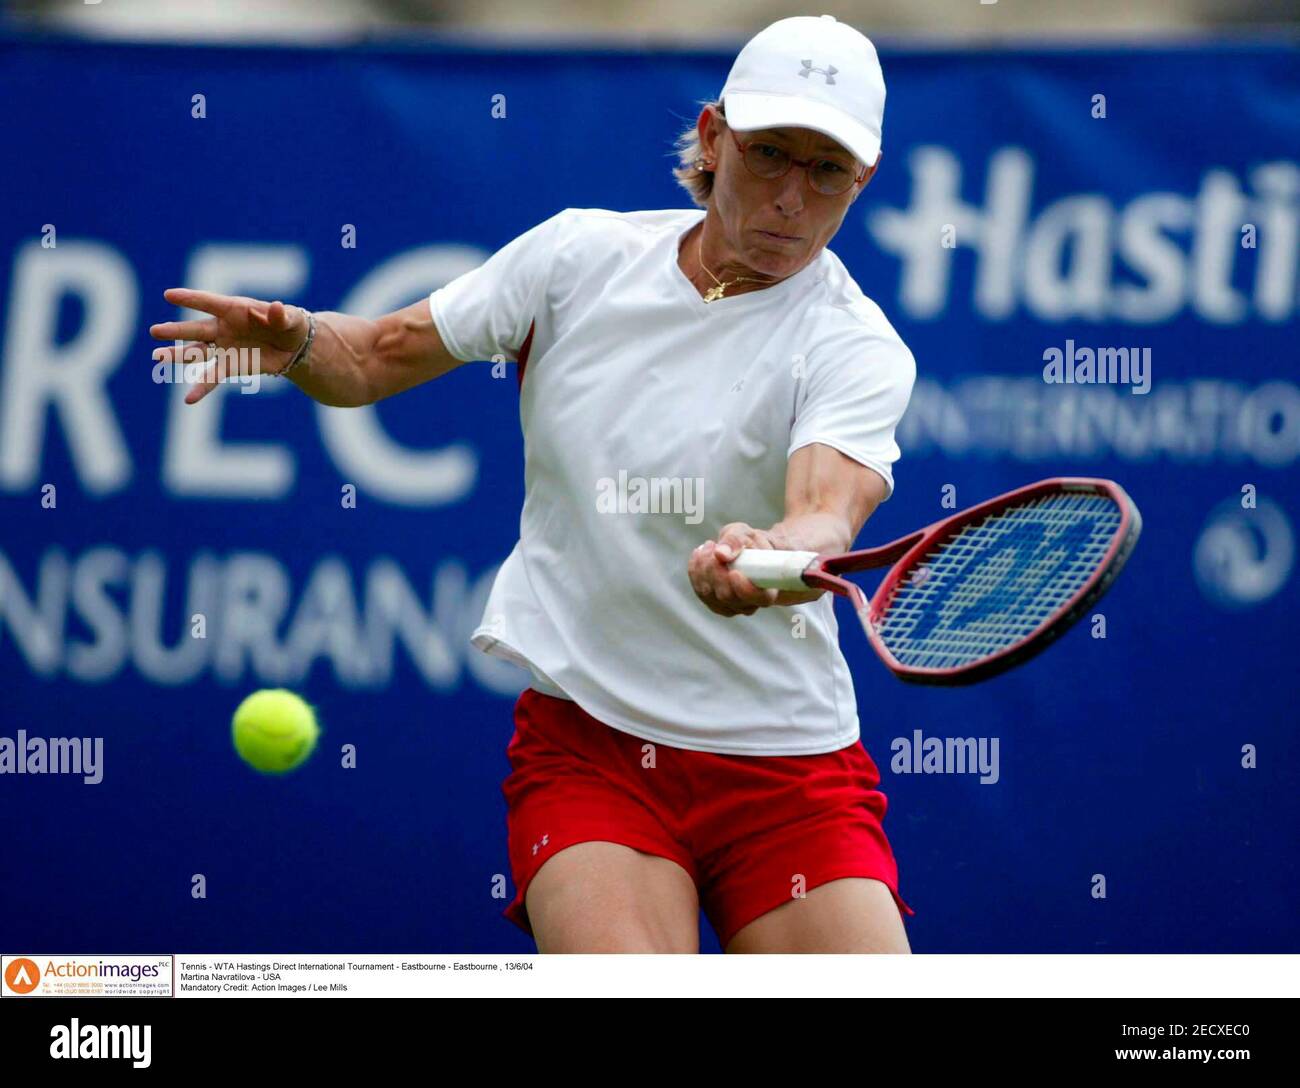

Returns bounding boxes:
[720,14,886,169]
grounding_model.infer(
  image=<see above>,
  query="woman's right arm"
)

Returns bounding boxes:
[149,289,465,408]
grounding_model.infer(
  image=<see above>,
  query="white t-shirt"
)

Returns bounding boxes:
[428,207,915,755]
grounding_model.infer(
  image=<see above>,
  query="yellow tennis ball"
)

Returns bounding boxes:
[231,689,319,774]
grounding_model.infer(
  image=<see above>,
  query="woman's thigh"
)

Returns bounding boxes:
[525,841,701,953]
[724,877,911,954]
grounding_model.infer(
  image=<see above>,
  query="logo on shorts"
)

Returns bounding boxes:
[531,833,550,856]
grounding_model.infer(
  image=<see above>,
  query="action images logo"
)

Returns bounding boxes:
[4,958,40,994]
[2,955,173,997]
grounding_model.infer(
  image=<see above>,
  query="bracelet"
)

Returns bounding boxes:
[279,310,316,377]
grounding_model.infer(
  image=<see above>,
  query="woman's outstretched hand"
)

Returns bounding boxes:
[149,287,309,404]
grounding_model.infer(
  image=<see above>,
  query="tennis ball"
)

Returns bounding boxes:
[231,689,319,774]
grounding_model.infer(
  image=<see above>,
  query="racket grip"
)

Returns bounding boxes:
[730,549,820,590]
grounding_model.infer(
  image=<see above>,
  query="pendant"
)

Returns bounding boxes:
[703,284,725,303]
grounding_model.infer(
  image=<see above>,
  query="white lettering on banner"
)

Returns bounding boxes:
[213,552,294,682]
[1253,163,1300,320]
[0,548,524,695]
[130,551,216,684]
[2,180,1293,502]
[0,241,136,493]
[0,244,484,504]
[868,148,1300,323]
[68,547,131,682]
[318,246,484,507]
[0,550,66,677]
[898,378,1300,466]
[162,245,306,498]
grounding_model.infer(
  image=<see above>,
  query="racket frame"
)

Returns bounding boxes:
[736,477,1142,686]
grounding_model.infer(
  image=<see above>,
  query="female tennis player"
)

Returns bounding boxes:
[149,15,916,953]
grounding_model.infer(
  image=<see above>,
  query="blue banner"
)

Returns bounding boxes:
[1,34,1296,953]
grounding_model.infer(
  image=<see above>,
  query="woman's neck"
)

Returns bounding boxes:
[679,219,783,301]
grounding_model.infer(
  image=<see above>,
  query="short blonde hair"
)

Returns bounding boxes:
[670,99,724,208]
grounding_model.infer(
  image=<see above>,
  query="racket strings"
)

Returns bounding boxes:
[874,492,1121,669]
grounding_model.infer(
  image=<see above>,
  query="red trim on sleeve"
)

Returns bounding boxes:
[517,319,536,391]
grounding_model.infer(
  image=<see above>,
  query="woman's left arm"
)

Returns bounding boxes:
[687,442,888,616]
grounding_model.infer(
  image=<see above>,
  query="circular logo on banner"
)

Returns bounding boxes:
[1194,498,1294,608]
[4,958,41,994]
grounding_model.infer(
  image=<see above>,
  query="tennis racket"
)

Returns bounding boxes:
[730,477,1142,685]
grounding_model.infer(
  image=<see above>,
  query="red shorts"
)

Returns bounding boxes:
[501,688,913,949]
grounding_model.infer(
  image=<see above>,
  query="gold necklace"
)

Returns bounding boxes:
[697,232,770,302]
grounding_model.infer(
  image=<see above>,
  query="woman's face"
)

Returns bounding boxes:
[699,105,879,280]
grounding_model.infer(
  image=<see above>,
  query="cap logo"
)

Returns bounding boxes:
[798,59,838,85]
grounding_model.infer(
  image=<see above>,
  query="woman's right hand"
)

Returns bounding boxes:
[149,287,310,404]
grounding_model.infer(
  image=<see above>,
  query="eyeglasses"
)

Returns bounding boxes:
[727,129,868,197]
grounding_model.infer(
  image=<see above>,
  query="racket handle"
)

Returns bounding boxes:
[730,549,820,590]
